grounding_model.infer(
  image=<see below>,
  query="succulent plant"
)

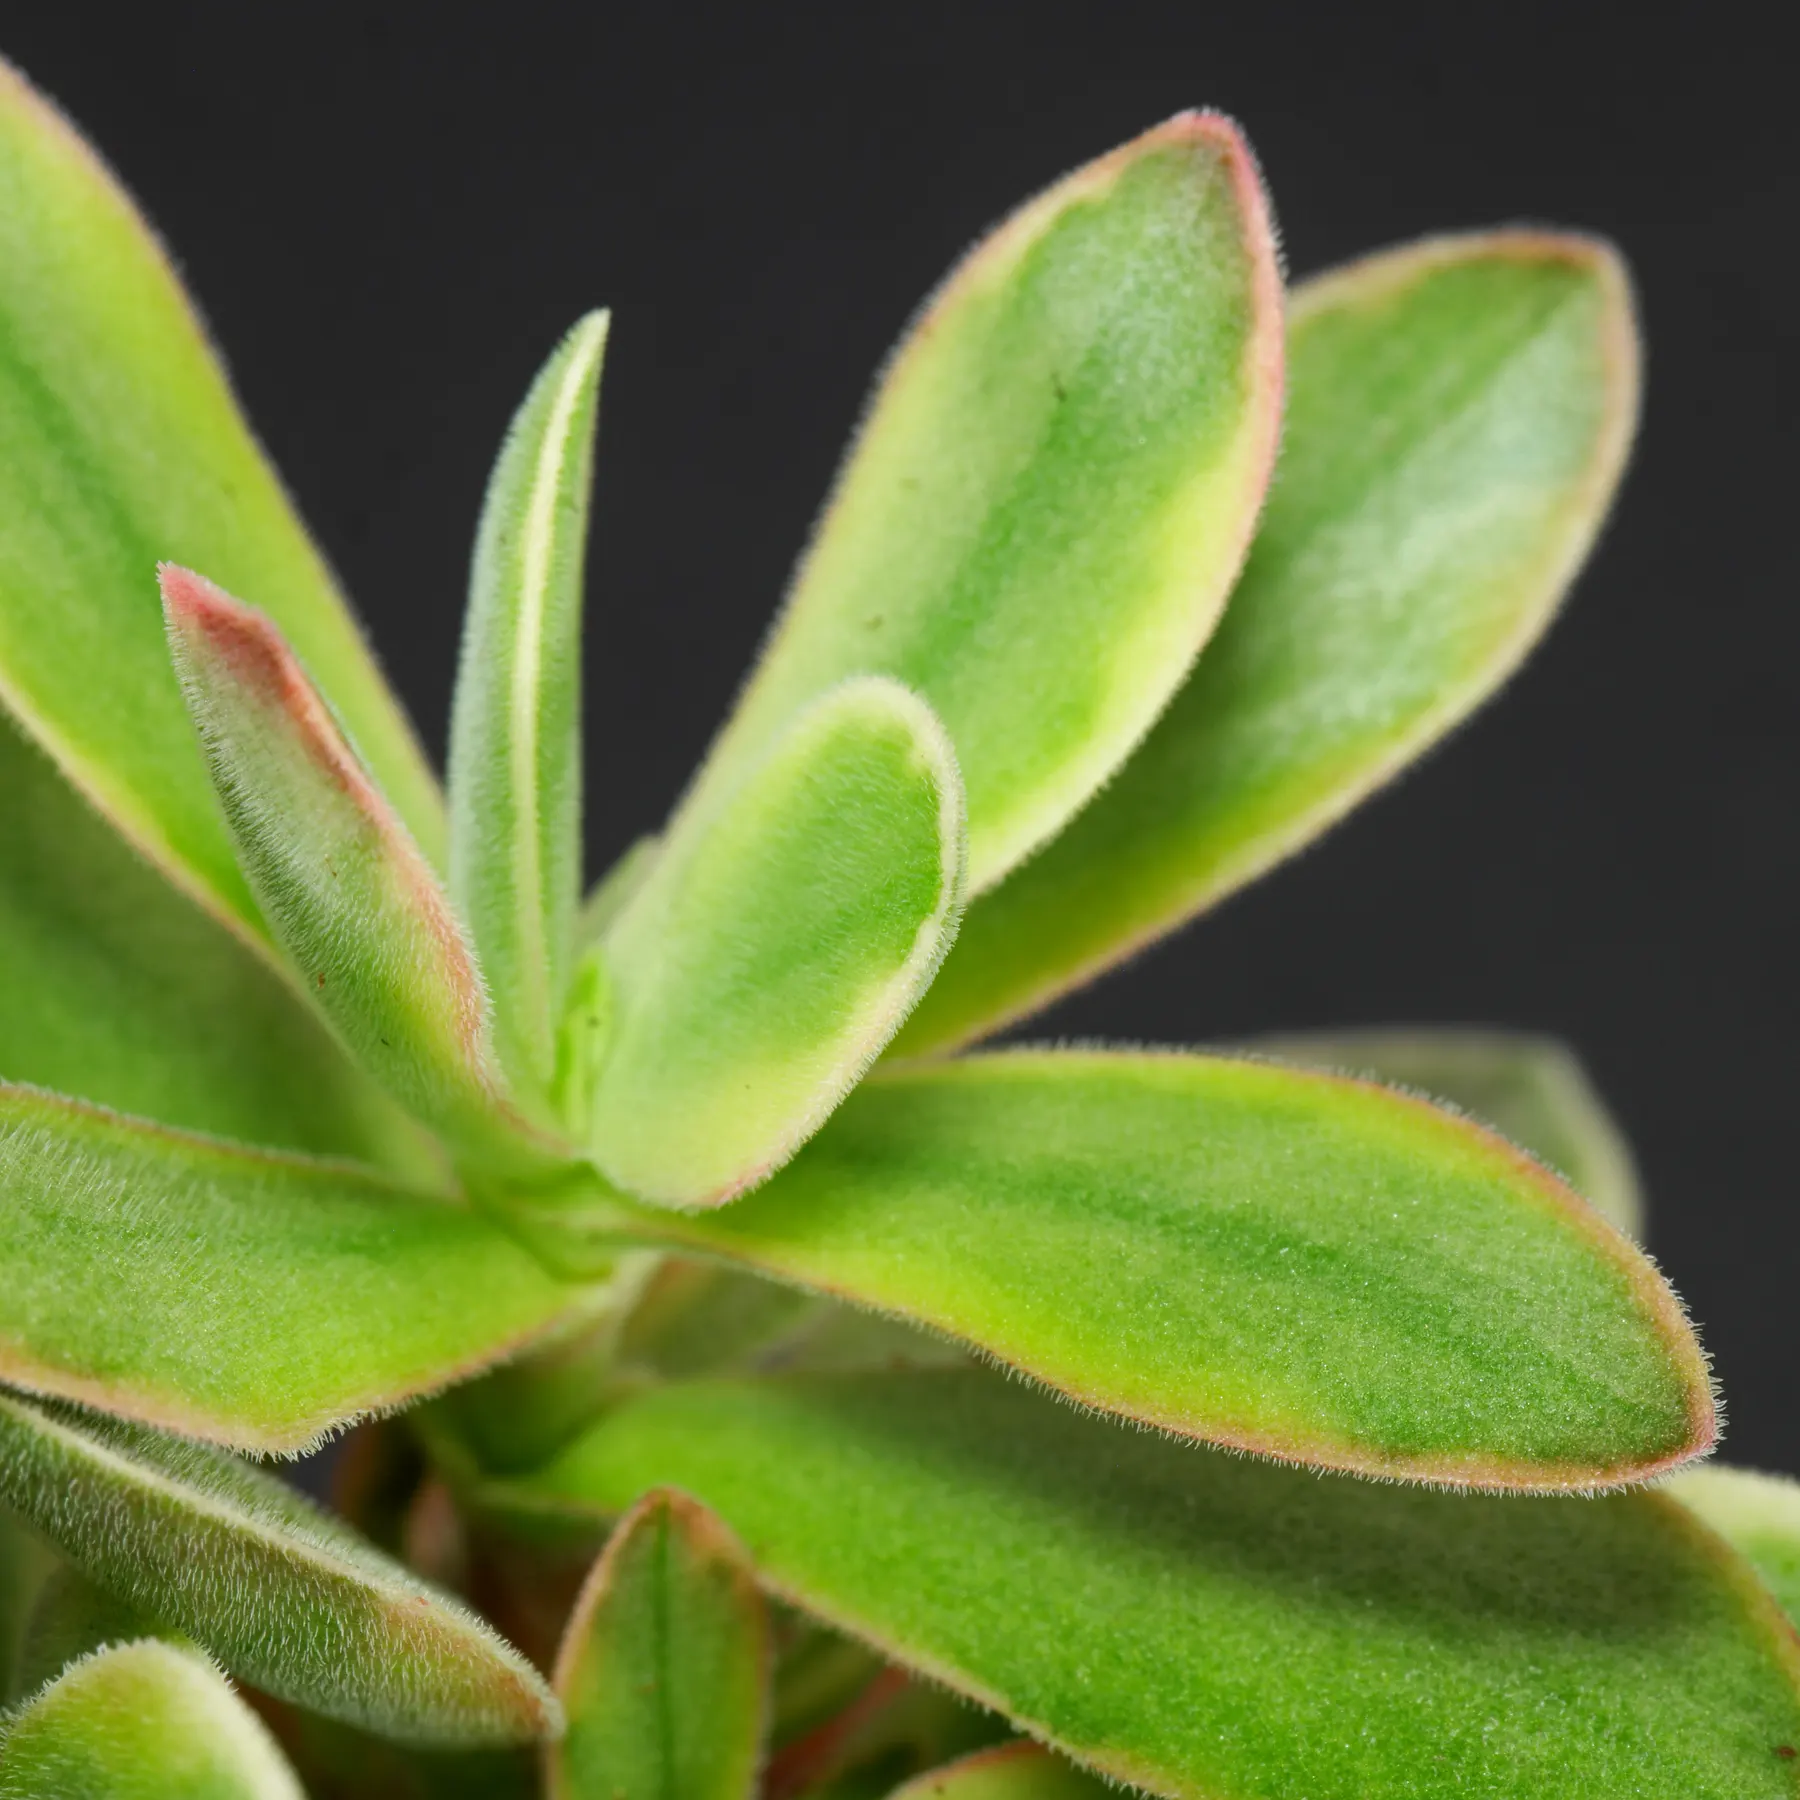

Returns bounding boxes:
[1,45,1797,1800]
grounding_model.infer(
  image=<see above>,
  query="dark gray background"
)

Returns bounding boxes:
[8,3,1793,1467]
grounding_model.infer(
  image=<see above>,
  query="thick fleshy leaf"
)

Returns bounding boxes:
[508,1369,1800,1800]
[1253,1028,1644,1237]
[590,679,963,1207]
[161,566,558,1171]
[450,314,608,1100]
[0,1080,596,1451]
[0,703,437,1174]
[0,1640,305,1797]
[898,232,1638,1054]
[674,114,1282,896]
[0,1390,560,1745]
[888,1744,1107,1800]
[574,1052,1709,1489]
[548,1490,769,1800]
[0,57,441,942]
[10,1564,158,1702]
[1670,1467,1800,1631]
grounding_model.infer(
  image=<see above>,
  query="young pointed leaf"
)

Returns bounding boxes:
[0,1080,600,1452]
[0,1640,305,1798]
[675,114,1282,896]
[1670,1466,1800,1631]
[899,233,1638,1054]
[0,1390,559,1745]
[887,1744,1108,1800]
[580,1051,1708,1489]
[507,1369,1800,1800]
[0,57,442,943]
[591,679,963,1207]
[578,836,659,946]
[1253,1027,1644,1237]
[450,314,608,1098]
[161,566,558,1171]
[548,1490,769,1800]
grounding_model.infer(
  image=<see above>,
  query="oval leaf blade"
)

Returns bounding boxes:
[450,314,608,1100]
[1670,1466,1800,1631]
[887,1744,1110,1800]
[0,1080,598,1451]
[509,1369,1800,1800]
[549,1489,769,1800]
[590,678,963,1207]
[0,57,442,940]
[622,1051,1708,1488]
[0,1391,559,1746]
[0,1640,305,1799]
[899,232,1638,1054]
[674,113,1282,896]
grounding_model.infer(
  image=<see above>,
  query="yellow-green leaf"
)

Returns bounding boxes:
[886,1744,1108,1800]
[1670,1466,1800,1632]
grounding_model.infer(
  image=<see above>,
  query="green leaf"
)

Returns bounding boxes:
[548,1489,769,1800]
[578,836,659,946]
[450,314,608,1100]
[587,1051,1709,1489]
[10,1564,158,1702]
[0,1509,55,1705]
[506,1369,1800,1800]
[0,1390,560,1745]
[674,114,1282,897]
[1251,1027,1644,1238]
[0,1639,305,1797]
[898,233,1638,1054]
[160,566,559,1173]
[0,56,442,945]
[1670,1466,1800,1632]
[886,1744,1108,1800]
[0,702,438,1176]
[0,1080,599,1452]
[589,679,963,1207]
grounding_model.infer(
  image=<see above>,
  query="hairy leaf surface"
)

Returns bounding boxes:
[899,233,1638,1053]
[675,114,1282,895]
[596,1052,1708,1488]
[0,1639,305,1797]
[1671,1467,1800,1631]
[0,1391,559,1745]
[0,1082,594,1451]
[0,58,441,940]
[549,1490,768,1800]
[10,1564,158,1702]
[888,1744,1109,1800]
[510,1370,1800,1800]
[592,679,963,1207]
[450,315,607,1099]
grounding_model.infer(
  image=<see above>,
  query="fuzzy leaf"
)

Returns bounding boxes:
[590,679,963,1207]
[1252,1028,1644,1238]
[674,114,1282,897]
[450,314,608,1099]
[0,1639,305,1797]
[0,57,442,943]
[0,1390,560,1745]
[10,1564,158,1702]
[1670,1466,1800,1631]
[0,1080,597,1452]
[887,1744,1109,1800]
[548,1490,769,1800]
[161,566,558,1171]
[587,1051,1709,1489]
[508,1369,1800,1800]
[0,704,437,1176]
[898,233,1638,1054]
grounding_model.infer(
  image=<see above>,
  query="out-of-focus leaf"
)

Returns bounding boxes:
[0,1390,560,1746]
[0,1080,596,1452]
[548,1489,769,1800]
[899,233,1638,1054]
[1252,1027,1644,1238]
[0,57,442,942]
[507,1369,1800,1800]
[0,1509,55,1704]
[450,314,607,1099]
[581,1051,1709,1489]
[161,566,559,1172]
[675,114,1282,897]
[590,679,962,1207]
[0,1639,305,1798]
[1670,1466,1800,1632]
[0,704,437,1175]
[577,836,659,945]
[886,1744,1107,1800]
[10,1564,156,1701]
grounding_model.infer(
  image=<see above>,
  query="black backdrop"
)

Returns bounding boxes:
[7,3,1795,1469]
